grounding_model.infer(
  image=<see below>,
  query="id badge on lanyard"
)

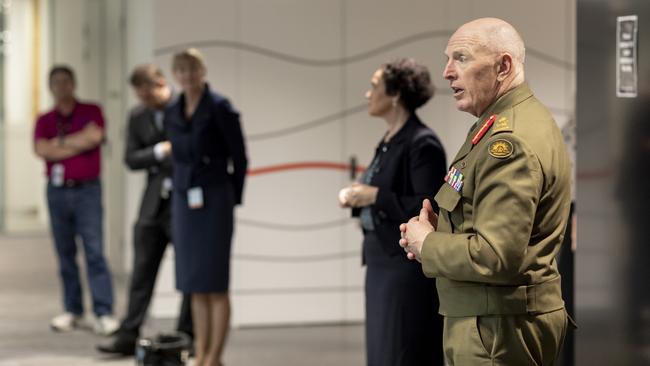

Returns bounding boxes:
[187,187,204,209]
[51,164,65,187]
[52,113,72,187]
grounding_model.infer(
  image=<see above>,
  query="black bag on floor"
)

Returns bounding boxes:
[135,332,191,366]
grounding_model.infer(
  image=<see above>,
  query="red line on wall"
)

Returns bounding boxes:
[248,161,367,176]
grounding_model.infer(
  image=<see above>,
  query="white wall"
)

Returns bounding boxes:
[147,0,576,326]
[1,0,575,327]
[121,0,156,279]
[2,0,46,232]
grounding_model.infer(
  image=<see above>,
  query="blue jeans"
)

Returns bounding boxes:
[46,181,114,316]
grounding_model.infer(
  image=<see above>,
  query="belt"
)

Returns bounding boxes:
[437,276,565,317]
[51,178,100,188]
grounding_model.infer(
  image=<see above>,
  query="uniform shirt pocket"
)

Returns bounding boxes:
[434,183,464,231]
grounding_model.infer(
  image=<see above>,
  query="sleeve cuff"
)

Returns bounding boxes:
[420,231,450,278]
[371,187,391,221]
[374,186,386,209]
[153,142,166,161]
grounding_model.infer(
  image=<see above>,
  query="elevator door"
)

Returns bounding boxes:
[577,1,650,365]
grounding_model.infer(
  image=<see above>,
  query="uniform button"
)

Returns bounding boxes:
[378,211,387,219]
[382,146,388,152]
[460,161,467,168]
[202,156,211,164]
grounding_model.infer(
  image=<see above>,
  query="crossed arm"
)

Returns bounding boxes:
[34,122,104,162]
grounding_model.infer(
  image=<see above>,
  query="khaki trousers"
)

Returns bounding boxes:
[443,308,567,365]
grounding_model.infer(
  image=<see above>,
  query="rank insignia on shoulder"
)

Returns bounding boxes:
[444,166,464,192]
[493,117,510,132]
[488,139,514,158]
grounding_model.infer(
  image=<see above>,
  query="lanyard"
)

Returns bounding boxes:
[56,111,74,142]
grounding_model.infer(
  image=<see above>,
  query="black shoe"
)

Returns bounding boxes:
[96,334,137,356]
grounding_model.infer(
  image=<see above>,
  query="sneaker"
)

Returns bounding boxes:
[94,315,120,336]
[50,312,83,332]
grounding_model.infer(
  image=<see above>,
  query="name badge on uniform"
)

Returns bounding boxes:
[51,163,64,187]
[444,166,464,192]
[187,187,204,209]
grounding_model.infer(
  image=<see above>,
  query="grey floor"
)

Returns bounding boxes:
[0,234,364,366]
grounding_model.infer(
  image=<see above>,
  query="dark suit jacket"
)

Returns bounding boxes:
[354,114,447,257]
[165,84,248,205]
[124,102,174,223]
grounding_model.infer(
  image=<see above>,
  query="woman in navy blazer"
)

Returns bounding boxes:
[339,59,446,366]
[166,49,247,366]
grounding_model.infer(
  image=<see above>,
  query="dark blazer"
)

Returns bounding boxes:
[165,84,248,204]
[354,114,447,256]
[124,102,174,222]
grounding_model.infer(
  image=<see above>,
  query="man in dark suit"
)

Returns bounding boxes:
[97,64,192,356]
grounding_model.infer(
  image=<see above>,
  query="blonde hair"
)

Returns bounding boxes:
[171,48,206,71]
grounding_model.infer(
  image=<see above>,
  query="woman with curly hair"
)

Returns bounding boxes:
[339,58,446,365]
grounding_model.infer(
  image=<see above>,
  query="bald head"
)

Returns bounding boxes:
[443,18,527,117]
[457,18,526,66]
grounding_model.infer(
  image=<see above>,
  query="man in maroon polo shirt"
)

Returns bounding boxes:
[33,65,118,335]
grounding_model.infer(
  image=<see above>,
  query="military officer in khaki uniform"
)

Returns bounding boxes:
[399,18,572,365]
